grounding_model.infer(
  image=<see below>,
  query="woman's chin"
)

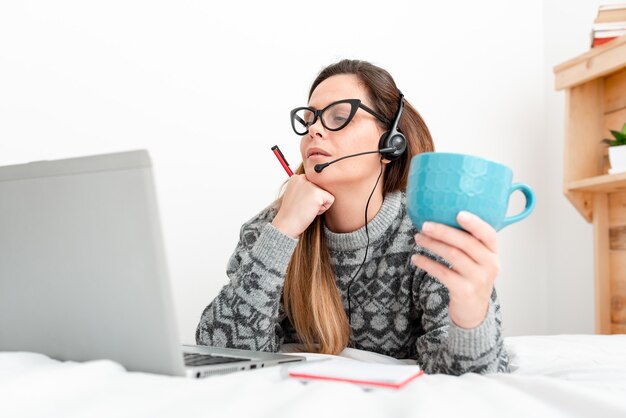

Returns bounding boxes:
[304,163,335,185]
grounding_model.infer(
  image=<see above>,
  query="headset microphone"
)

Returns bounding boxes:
[314,147,396,173]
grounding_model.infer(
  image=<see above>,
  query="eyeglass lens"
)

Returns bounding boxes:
[292,101,355,134]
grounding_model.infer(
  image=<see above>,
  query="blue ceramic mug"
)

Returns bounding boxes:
[406,153,536,232]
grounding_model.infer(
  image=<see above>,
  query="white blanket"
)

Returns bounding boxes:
[1,335,626,418]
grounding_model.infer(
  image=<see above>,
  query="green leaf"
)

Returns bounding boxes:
[611,130,626,141]
[602,124,626,146]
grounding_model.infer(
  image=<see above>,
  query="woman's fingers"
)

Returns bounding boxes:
[414,233,483,278]
[455,211,498,253]
[419,215,497,268]
[272,174,335,238]
[411,253,463,292]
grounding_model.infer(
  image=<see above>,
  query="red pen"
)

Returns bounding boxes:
[271,145,293,177]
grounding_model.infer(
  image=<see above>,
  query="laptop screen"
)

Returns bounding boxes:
[0,150,185,376]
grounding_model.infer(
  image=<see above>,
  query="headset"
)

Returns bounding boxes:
[378,92,407,162]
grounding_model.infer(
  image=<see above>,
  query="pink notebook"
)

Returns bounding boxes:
[287,358,424,389]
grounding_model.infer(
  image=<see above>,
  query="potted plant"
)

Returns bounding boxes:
[603,123,626,174]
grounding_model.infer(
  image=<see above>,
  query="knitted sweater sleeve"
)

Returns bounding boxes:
[414,267,510,375]
[195,210,298,352]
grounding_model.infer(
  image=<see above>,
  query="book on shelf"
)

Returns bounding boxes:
[591,3,626,48]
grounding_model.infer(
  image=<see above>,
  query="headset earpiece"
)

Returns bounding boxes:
[379,132,406,160]
[378,92,407,162]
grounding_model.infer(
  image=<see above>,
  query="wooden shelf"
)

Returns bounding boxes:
[554,35,626,91]
[568,172,626,193]
[554,35,626,335]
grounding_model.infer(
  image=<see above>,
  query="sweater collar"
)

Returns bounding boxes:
[323,191,402,251]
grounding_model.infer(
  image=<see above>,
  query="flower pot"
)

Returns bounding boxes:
[609,144,626,174]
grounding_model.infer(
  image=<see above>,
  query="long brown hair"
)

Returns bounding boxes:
[280,59,434,354]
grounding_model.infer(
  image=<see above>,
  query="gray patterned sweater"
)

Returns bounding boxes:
[196,191,510,375]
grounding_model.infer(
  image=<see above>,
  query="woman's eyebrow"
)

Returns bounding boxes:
[307,99,350,110]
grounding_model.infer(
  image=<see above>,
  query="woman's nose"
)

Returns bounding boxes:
[308,117,326,139]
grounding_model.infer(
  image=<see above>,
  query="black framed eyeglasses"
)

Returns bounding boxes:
[290,99,389,136]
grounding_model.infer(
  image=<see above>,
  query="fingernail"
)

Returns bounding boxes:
[422,222,434,232]
[458,211,472,222]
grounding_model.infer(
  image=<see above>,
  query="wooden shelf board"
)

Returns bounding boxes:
[554,35,626,90]
[564,190,593,223]
[568,172,626,193]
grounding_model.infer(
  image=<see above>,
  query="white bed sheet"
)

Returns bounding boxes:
[1,334,625,418]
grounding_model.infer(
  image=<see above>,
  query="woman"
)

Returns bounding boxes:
[196,59,509,375]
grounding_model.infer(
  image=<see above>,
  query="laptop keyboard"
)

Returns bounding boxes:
[183,352,250,367]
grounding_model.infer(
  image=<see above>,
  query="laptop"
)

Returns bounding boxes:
[0,150,304,378]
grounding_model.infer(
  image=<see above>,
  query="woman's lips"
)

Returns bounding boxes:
[307,148,331,159]
[308,153,330,161]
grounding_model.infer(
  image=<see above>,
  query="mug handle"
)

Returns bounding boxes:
[500,183,536,229]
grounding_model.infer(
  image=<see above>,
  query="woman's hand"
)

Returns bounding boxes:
[271,174,335,239]
[411,211,500,329]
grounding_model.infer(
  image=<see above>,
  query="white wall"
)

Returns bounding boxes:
[0,0,608,343]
